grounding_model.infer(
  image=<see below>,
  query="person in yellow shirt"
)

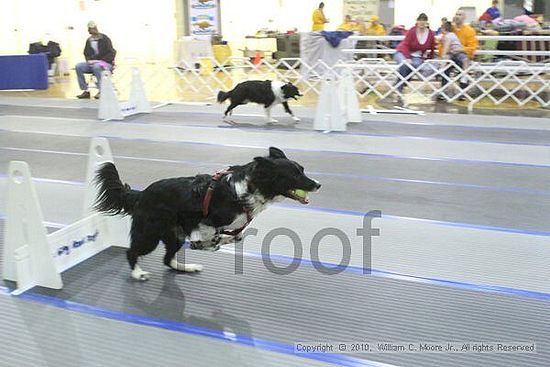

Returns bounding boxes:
[354,17,367,35]
[436,10,478,93]
[312,2,329,32]
[366,15,385,36]
[337,15,356,31]
[452,10,478,60]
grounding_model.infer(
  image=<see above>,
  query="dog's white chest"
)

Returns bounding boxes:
[271,81,286,103]
[247,193,271,218]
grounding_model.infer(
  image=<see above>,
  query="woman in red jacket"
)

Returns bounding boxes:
[393,13,436,95]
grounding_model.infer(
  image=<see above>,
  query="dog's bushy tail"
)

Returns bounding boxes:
[217,90,231,103]
[94,162,141,216]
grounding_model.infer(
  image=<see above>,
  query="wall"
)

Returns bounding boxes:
[393,0,494,28]
[0,0,177,66]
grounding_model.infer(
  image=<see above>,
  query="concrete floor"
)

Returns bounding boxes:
[1,97,549,367]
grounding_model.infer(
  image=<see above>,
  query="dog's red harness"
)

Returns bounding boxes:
[202,170,253,236]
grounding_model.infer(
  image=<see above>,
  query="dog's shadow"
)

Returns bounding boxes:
[122,270,254,341]
[219,121,300,130]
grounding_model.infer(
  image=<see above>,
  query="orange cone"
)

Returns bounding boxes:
[253,51,261,65]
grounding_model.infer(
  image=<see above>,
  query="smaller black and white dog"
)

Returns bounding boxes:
[94,147,320,281]
[217,80,302,124]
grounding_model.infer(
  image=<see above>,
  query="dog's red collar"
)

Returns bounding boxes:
[202,169,227,217]
[202,170,253,236]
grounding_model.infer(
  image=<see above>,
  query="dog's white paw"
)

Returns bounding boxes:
[218,234,238,245]
[170,259,203,272]
[131,267,151,281]
[291,116,300,122]
[185,264,203,272]
[267,118,278,124]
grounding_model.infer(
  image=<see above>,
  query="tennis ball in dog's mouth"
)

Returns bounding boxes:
[289,189,310,204]
[292,189,308,199]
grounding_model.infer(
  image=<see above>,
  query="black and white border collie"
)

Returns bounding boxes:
[94,147,321,281]
[217,80,303,124]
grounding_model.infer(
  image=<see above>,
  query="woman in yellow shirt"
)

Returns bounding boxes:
[312,2,329,31]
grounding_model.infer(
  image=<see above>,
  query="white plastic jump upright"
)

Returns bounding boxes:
[98,68,152,121]
[2,138,130,295]
[313,72,361,132]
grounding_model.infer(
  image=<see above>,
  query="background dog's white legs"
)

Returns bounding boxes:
[265,107,277,123]
[131,265,151,281]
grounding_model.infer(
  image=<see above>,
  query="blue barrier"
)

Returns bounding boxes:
[0,54,48,90]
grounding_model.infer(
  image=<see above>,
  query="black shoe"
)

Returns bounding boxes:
[436,94,447,101]
[459,82,469,90]
[94,92,101,99]
[77,91,90,99]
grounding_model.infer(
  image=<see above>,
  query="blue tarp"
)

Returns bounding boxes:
[320,31,354,48]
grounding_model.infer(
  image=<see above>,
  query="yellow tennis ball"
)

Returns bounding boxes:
[293,189,308,199]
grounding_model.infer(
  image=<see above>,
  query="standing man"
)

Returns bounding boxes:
[312,2,329,32]
[75,21,116,99]
[452,10,478,88]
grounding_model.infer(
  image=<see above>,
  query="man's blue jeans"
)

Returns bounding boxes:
[75,62,112,91]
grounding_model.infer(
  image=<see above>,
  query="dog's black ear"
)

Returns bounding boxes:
[268,147,287,159]
[254,156,276,167]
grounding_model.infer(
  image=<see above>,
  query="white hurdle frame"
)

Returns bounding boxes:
[98,68,152,121]
[2,138,130,295]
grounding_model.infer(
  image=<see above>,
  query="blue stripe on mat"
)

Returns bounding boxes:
[0,286,394,367]
[219,249,550,301]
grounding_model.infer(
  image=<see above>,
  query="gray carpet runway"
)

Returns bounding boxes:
[3,103,550,145]
[1,98,549,367]
[1,132,549,232]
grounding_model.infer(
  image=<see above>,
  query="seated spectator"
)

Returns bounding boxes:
[437,11,477,93]
[438,21,470,99]
[75,21,116,99]
[337,15,356,31]
[393,13,436,101]
[366,15,386,35]
[453,10,478,61]
[354,17,368,35]
[388,25,407,49]
[436,17,448,35]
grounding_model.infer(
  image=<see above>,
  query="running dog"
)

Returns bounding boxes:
[217,80,302,124]
[93,147,321,280]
